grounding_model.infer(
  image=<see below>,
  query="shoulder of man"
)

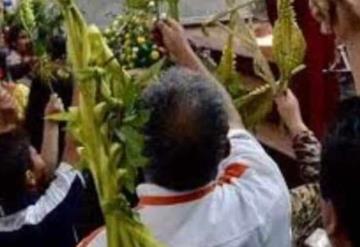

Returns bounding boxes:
[219,129,290,220]
[222,129,286,180]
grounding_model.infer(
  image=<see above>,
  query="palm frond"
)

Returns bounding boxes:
[272,0,306,91]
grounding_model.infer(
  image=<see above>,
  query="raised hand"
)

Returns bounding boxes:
[44,93,64,118]
[156,18,196,68]
[275,89,308,137]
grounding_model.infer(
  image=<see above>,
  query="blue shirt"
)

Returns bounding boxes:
[0,163,84,247]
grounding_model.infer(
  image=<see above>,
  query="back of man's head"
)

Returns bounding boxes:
[321,96,360,246]
[142,67,229,191]
[0,130,31,202]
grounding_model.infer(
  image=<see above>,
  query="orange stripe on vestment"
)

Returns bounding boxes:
[138,183,216,206]
[77,164,249,246]
[138,163,248,206]
[218,163,248,185]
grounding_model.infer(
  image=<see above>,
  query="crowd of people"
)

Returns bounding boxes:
[1,0,360,246]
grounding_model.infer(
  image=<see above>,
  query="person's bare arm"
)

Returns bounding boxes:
[62,134,79,165]
[275,90,320,181]
[41,94,64,176]
[62,84,79,165]
[157,19,243,129]
[275,90,308,137]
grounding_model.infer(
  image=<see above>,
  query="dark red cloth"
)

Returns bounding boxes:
[266,0,339,138]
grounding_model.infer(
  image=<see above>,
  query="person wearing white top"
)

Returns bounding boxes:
[78,19,291,247]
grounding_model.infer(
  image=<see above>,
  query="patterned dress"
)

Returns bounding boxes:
[290,130,322,246]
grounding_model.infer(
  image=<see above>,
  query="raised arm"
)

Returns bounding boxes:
[157,19,243,129]
[275,90,320,181]
[41,94,64,179]
[62,84,79,165]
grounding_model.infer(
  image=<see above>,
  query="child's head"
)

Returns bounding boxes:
[8,25,31,54]
[0,129,45,202]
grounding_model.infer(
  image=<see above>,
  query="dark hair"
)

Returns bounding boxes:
[142,67,229,191]
[320,96,360,246]
[0,130,32,201]
[48,35,66,60]
[8,25,22,49]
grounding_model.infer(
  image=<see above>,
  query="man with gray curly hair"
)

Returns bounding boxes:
[78,19,291,247]
[141,67,231,192]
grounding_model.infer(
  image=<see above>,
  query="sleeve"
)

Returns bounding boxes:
[218,129,292,247]
[38,163,85,246]
[292,130,321,182]
[262,196,292,247]
[28,162,85,226]
[218,129,283,177]
[0,163,85,246]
